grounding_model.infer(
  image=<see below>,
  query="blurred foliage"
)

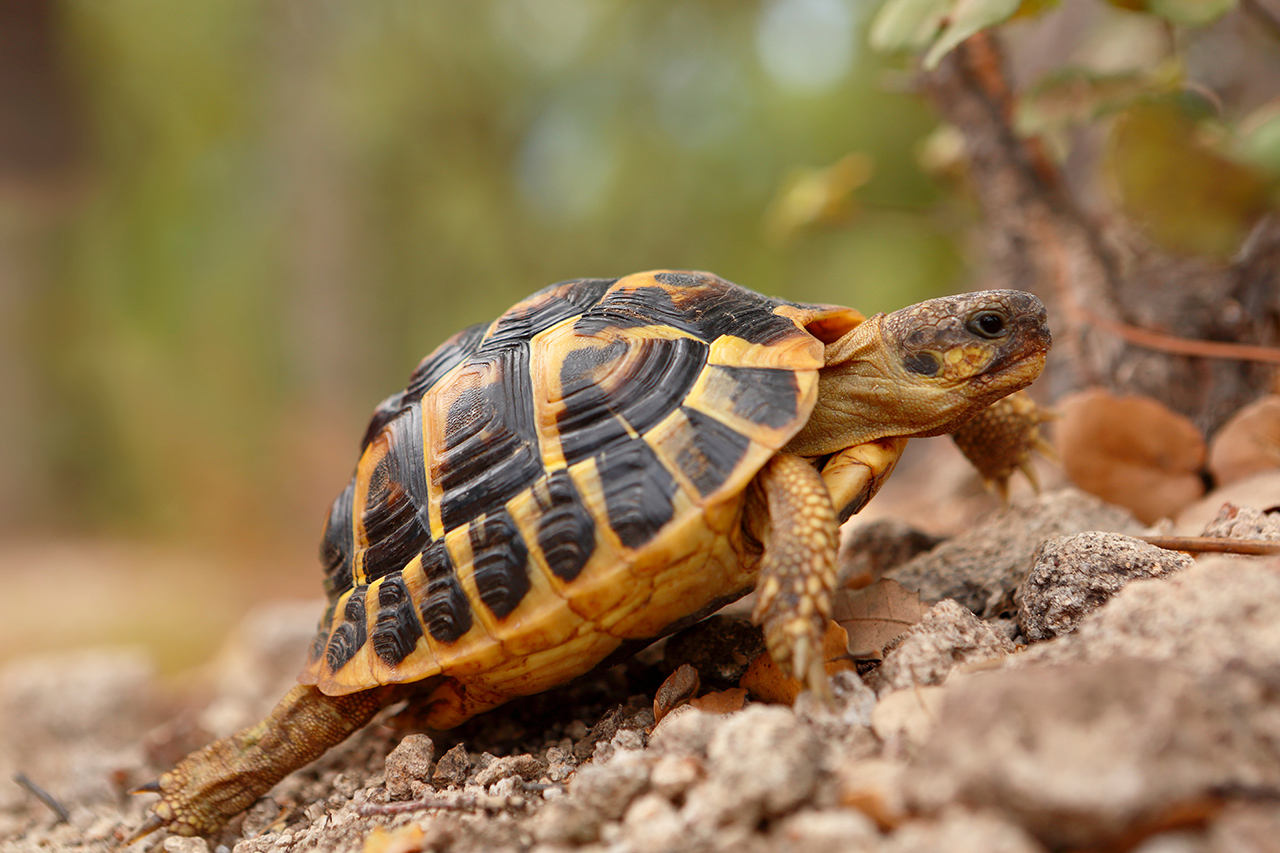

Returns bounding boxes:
[3,0,1278,558]
[1,0,958,548]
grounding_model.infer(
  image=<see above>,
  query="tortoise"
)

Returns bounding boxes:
[131,270,1050,839]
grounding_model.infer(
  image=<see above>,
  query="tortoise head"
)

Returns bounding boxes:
[787,290,1051,456]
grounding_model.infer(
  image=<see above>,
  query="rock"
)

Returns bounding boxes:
[683,705,825,828]
[1018,557,1280,681]
[768,808,879,853]
[886,489,1146,618]
[383,733,434,800]
[544,745,577,783]
[529,799,602,846]
[1206,804,1280,853]
[903,660,1280,849]
[649,753,705,800]
[882,809,1047,853]
[870,599,1014,692]
[648,704,730,758]
[570,748,651,822]
[870,686,947,755]
[474,753,545,788]
[0,649,157,807]
[1201,503,1280,541]
[620,792,687,852]
[431,743,472,787]
[1017,533,1193,641]
[162,836,211,853]
[839,518,945,590]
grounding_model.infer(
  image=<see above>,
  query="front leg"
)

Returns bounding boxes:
[750,452,841,701]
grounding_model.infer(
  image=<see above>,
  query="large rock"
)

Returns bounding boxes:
[886,490,1146,617]
[1017,532,1192,641]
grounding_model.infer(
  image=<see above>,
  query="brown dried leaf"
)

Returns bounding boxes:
[1208,394,1280,487]
[832,579,924,659]
[1055,389,1206,524]
[739,622,853,704]
[688,687,748,716]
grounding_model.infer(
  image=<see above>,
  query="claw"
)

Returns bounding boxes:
[129,779,162,795]
[123,813,166,845]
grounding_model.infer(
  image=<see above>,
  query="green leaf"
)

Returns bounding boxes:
[869,0,952,53]
[923,0,1023,69]
[1147,0,1238,26]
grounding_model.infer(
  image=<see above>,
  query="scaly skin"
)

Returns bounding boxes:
[128,685,396,841]
[750,452,841,701]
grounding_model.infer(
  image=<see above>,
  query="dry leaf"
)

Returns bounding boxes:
[689,687,748,715]
[832,578,924,659]
[363,824,426,853]
[1055,389,1206,524]
[739,622,853,704]
[1208,395,1280,487]
[653,663,701,724]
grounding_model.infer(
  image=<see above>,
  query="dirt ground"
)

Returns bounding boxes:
[3,442,1280,853]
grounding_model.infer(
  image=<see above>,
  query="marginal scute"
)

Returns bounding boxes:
[371,573,423,667]
[325,586,369,674]
[419,540,472,644]
[468,510,532,620]
[534,468,595,582]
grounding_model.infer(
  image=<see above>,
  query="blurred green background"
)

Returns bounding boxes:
[0,0,960,669]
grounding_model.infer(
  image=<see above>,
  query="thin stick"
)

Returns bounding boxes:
[1140,536,1280,556]
[13,773,70,823]
[1079,304,1280,365]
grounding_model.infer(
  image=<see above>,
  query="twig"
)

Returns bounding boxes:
[13,773,70,823]
[357,784,551,817]
[1078,304,1280,364]
[1241,0,1280,42]
[1140,535,1280,556]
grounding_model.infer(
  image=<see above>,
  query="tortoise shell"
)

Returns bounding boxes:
[299,270,864,727]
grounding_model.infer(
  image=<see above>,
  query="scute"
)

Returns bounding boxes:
[300,271,864,705]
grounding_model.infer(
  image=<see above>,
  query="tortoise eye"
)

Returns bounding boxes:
[968,311,1007,339]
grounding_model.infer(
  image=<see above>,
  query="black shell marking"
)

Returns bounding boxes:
[419,540,472,644]
[438,343,542,531]
[469,510,531,620]
[371,573,423,666]
[361,404,431,583]
[713,365,801,430]
[673,407,754,498]
[325,586,368,673]
[557,336,708,466]
[573,276,808,346]
[320,481,356,598]
[597,438,680,549]
[534,469,595,582]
